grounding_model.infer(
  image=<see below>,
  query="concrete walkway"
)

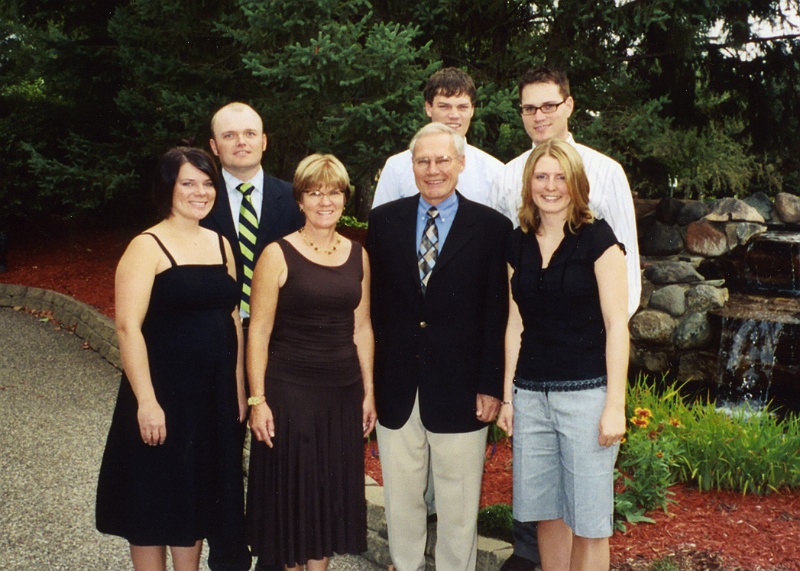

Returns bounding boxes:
[0,307,382,571]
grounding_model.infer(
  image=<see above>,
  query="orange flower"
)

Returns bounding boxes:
[669,418,683,428]
[634,407,653,419]
[630,416,650,428]
[656,451,664,458]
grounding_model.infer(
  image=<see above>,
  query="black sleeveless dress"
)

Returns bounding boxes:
[96,232,245,547]
[246,239,367,566]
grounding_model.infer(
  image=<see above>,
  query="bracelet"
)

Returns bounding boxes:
[501,400,512,406]
[247,395,266,406]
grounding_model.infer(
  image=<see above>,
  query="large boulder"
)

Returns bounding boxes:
[743,192,775,222]
[649,284,687,316]
[677,201,709,225]
[639,222,685,256]
[704,197,765,223]
[686,284,728,312]
[775,192,800,223]
[685,220,728,257]
[644,261,704,284]
[630,310,676,344]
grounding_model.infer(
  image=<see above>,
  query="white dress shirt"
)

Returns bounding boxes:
[372,143,503,208]
[222,167,265,225]
[490,135,642,318]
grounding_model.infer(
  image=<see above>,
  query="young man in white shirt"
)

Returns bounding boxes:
[492,66,641,571]
[372,67,503,209]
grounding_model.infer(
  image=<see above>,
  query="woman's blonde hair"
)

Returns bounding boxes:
[518,139,593,234]
[292,153,351,202]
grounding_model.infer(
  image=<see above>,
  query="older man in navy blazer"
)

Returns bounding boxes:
[201,102,303,571]
[367,123,511,570]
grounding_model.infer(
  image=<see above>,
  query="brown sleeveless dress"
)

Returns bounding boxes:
[246,238,367,566]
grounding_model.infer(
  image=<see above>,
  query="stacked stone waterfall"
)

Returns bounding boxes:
[630,191,800,387]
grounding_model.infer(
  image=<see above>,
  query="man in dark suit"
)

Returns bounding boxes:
[366,123,511,570]
[203,101,304,323]
[201,102,303,571]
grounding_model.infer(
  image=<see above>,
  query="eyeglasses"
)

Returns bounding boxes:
[520,99,567,116]
[412,156,455,169]
[303,189,345,200]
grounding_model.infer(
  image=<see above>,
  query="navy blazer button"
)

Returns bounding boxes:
[419,321,428,328]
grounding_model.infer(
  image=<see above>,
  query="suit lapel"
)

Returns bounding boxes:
[211,180,238,246]
[430,193,477,277]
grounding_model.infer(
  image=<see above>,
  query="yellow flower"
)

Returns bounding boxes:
[669,418,683,428]
[634,407,653,419]
[630,416,650,428]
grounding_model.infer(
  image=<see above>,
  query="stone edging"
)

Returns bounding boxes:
[0,282,514,569]
[0,283,121,368]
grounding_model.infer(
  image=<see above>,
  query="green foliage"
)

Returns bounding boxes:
[676,402,800,494]
[476,503,513,544]
[616,373,800,531]
[337,215,368,230]
[2,0,800,228]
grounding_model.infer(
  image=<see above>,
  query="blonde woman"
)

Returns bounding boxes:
[246,154,376,571]
[497,139,628,571]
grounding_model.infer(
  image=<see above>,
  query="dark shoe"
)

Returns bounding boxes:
[499,553,537,571]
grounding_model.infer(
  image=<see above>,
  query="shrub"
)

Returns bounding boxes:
[477,503,513,544]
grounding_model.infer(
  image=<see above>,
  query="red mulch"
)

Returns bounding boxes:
[4,227,800,571]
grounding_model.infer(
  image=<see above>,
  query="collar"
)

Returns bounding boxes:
[222,167,265,196]
[418,191,459,221]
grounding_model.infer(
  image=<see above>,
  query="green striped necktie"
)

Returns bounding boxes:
[237,182,258,314]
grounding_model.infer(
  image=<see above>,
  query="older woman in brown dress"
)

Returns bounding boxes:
[245,154,376,571]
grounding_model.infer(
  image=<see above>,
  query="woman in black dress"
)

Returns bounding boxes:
[96,147,247,571]
[246,153,376,571]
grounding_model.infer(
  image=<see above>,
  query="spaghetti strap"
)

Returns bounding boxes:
[217,233,227,265]
[141,232,177,267]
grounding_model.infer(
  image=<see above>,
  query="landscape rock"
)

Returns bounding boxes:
[677,351,718,382]
[656,197,685,224]
[644,261,704,284]
[685,220,729,257]
[704,197,765,223]
[630,310,676,344]
[673,312,712,349]
[677,201,709,225]
[775,192,800,223]
[631,347,670,373]
[649,284,687,316]
[724,222,767,248]
[639,222,684,256]
[743,192,774,222]
[686,284,728,312]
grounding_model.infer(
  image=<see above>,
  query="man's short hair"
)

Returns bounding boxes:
[423,67,477,105]
[408,123,466,157]
[518,67,571,102]
[209,101,263,138]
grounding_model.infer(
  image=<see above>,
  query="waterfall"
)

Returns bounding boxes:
[717,316,784,408]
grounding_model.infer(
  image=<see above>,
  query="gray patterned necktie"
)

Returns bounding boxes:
[418,207,439,294]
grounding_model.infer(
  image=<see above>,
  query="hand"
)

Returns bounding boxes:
[475,393,501,423]
[598,405,626,447]
[362,394,377,437]
[496,403,514,437]
[249,401,276,448]
[137,400,166,446]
